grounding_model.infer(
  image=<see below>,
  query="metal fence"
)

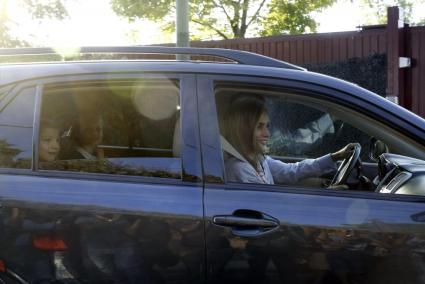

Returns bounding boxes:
[192,29,387,65]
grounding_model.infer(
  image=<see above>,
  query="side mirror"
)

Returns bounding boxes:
[369,138,389,162]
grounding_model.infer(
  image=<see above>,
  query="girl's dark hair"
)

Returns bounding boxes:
[221,95,267,168]
[40,118,60,132]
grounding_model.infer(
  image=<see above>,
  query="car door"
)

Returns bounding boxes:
[198,74,425,284]
[0,72,205,284]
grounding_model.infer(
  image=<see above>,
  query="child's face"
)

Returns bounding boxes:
[39,127,60,162]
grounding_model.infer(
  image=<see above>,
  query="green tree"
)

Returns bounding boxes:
[1,0,26,47]
[358,0,417,24]
[260,0,335,36]
[111,0,335,39]
[0,0,68,47]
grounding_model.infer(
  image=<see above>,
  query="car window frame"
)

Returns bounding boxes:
[0,72,202,186]
[0,84,18,105]
[198,73,425,202]
[0,82,38,171]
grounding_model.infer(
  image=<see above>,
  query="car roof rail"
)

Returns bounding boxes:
[0,46,305,71]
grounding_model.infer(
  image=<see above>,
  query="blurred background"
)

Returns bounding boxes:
[0,0,424,47]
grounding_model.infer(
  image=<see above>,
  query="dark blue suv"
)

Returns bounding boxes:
[0,47,424,284]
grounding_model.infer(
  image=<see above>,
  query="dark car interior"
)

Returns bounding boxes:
[39,79,182,178]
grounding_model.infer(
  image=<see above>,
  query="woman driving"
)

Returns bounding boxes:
[221,95,357,185]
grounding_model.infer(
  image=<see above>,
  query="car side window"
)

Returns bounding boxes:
[266,100,372,161]
[215,83,415,189]
[39,79,182,179]
[0,87,36,169]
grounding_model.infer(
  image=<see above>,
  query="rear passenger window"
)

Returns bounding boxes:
[0,87,35,169]
[39,79,182,179]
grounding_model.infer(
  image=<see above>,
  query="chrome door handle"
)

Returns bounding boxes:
[213,215,278,228]
[212,211,279,237]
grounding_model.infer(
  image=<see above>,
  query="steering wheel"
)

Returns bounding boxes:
[330,144,361,187]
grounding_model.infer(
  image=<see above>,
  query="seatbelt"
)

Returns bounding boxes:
[220,136,250,164]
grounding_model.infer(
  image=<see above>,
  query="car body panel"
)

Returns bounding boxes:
[197,74,425,283]
[204,185,425,283]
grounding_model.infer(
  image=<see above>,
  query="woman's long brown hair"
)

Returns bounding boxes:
[220,95,267,168]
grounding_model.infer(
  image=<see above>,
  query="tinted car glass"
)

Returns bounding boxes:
[215,83,421,188]
[0,87,36,169]
[39,79,182,179]
[266,100,372,161]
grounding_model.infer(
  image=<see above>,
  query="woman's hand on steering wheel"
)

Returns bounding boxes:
[330,143,362,187]
[331,143,359,161]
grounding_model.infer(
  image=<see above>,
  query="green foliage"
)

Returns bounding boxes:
[0,1,27,47]
[416,18,425,25]
[111,0,333,39]
[110,0,174,21]
[0,0,68,48]
[358,0,415,24]
[260,0,335,36]
[0,25,28,48]
[22,0,68,20]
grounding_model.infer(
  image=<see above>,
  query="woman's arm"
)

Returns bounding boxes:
[266,154,336,184]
